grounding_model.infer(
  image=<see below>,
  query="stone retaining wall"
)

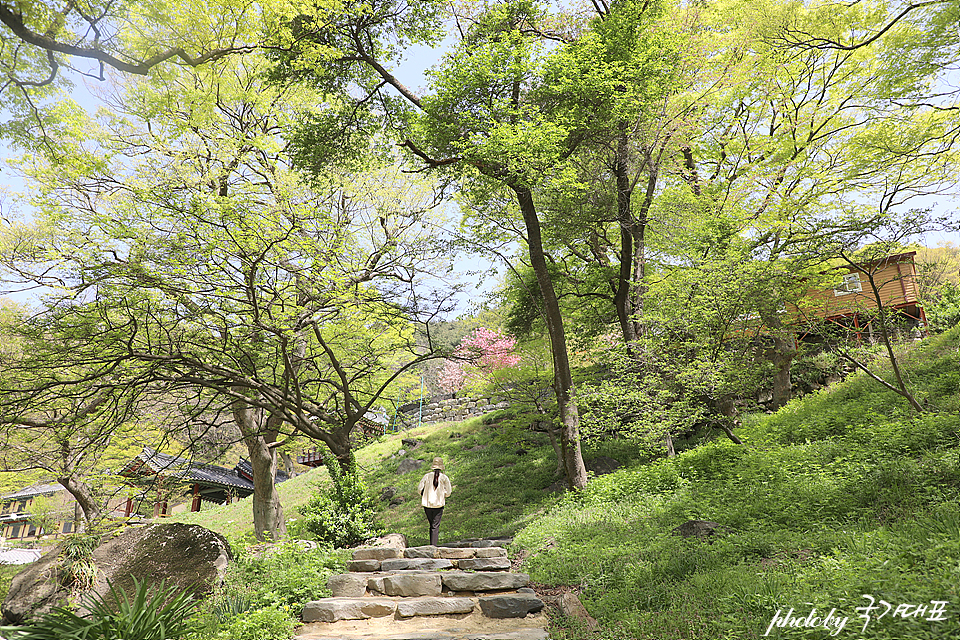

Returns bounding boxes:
[395,393,510,426]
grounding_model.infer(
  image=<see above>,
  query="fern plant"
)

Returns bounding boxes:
[15,578,197,640]
[59,532,100,592]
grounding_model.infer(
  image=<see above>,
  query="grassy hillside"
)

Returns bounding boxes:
[515,328,959,639]
[175,327,959,639]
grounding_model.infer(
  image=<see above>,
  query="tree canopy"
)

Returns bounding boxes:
[0,0,957,540]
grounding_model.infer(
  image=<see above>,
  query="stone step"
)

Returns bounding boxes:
[352,545,508,563]
[397,597,476,618]
[301,594,545,623]
[440,572,530,593]
[298,538,548,640]
[347,555,511,573]
[297,633,548,640]
[438,538,513,549]
[303,598,398,623]
[296,610,549,640]
[348,557,454,573]
[408,545,508,560]
[330,571,531,598]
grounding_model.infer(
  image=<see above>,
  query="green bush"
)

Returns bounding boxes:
[14,578,197,640]
[298,455,383,548]
[220,542,345,616]
[186,541,345,640]
[212,605,297,640]
[924,281,960,333]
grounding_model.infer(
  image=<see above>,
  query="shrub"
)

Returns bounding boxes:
[219,542,345,616]
[299,455,383,548]
[212,605,297,640]
[924,281,960,333]
[16,578,197,640]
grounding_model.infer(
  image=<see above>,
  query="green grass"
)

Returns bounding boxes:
[0,562,22,604]
[511,327,960,639]
[169,327,960,640]
[166,464,330,542]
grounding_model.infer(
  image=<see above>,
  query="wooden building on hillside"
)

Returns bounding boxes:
[796,251,926,340]
[118,447,289,516]
[0,484,75,543]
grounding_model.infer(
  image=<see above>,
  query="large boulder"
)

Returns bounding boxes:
[397,458,425,474]
[2,522,232,624]
[1,546,67,624]
[671,520,732,540]
[585,456,621,476]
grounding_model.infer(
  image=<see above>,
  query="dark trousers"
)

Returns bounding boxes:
[424,507,443,546]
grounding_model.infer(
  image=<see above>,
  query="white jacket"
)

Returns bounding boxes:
[418,470,452,508]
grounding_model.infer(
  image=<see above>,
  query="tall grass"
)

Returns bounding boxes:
[169,327,959,639]
[511,327,960,639]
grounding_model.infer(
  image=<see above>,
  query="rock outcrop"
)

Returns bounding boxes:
[2,522,231,624]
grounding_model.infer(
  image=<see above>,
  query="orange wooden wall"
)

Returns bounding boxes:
[800,255,919,321]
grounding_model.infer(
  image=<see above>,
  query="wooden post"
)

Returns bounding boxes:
[919,304,929,337]
[154,475,163,517]
[124,497,133,518]
[191,484,201,512]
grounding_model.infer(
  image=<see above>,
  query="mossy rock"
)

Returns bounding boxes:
[2,522,231,624]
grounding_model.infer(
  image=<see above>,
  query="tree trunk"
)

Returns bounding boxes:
[612,131,638,345]
[758,305,797,411]
[536,419,565,477]
[611,131,655,345]
[232,399,286,542]
[57,475,101,530]
[769,334,796,410]
[663,434,676,457]
[510,183,588,489]
[629,159,656,340]
[835,257,924,412]
[321,425,356,475]
[713,397,744,445]
[280,452,298,478]
[864,272,924,412]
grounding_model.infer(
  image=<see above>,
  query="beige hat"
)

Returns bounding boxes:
[431,457,445,471]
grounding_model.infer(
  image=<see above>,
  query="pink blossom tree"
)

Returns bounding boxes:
[438,328,520,393]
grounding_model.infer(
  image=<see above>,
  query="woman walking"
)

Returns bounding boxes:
[418,457,452,546]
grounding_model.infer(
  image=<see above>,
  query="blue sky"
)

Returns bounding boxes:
[1,33,957,311]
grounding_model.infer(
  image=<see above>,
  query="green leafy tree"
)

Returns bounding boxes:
[268,0,681,489]
[0,306,156,530]
[0,0,261,148]
[1,53,449,540]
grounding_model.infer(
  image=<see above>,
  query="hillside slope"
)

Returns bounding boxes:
[513,327,960,639]
[174,327,959,639]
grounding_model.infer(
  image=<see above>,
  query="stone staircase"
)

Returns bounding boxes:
[295,539,549,640]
